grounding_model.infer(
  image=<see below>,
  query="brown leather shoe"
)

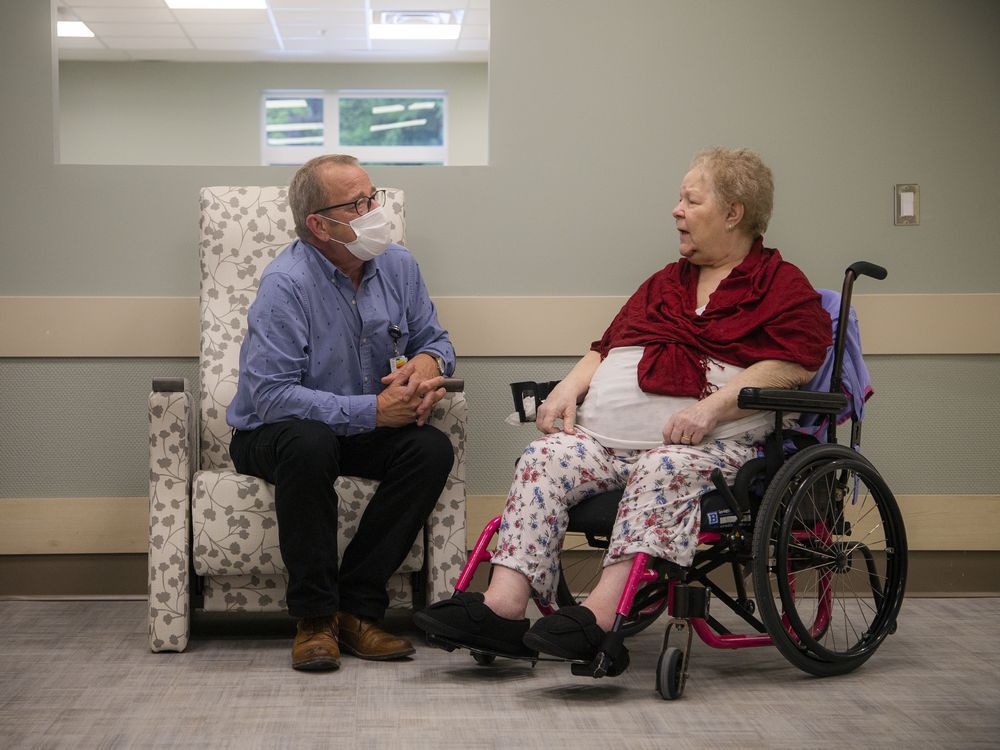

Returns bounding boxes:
[292,615,341,671]
[336,612,416,661]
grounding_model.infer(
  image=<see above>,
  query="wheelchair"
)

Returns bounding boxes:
[430,261,907,700]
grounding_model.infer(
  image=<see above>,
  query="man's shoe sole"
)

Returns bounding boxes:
[292,656,341,671]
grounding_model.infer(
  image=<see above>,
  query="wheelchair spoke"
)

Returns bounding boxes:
[753,445,908,672]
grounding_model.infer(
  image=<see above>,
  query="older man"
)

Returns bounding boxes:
[227,154,456,671]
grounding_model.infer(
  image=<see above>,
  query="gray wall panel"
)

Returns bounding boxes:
[1,355,996,498]
[0,358,198,497]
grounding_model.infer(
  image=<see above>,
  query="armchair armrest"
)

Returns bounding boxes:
[738,387,848,416]
[423,390,468,603]
[148,378,197,652]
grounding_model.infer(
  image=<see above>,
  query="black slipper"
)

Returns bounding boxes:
[414,592,536,658]
[522,606,606,661]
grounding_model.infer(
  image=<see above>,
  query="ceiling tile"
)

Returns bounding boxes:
[280,24,368,41]
[73,8,176,23]
[63,0,164,7]
[168,10,269,24]
[192,37,282,51]
[370,38,458,52]
[58,0,489,63]
[459,24,488,40]
[273,9,367,26]
[87,23,187,38]
[456,38,488,52]
[370,0,467,11]
[463,9,489,26]
[56,36,106,49]
[182,23,276,37]
[100,36,194,50]
[283,37,369,50]
[269,0,366,8]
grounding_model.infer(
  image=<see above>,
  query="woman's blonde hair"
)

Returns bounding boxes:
[691,147,774,238]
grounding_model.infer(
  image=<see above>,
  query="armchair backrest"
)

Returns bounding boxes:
[197,186,407,469]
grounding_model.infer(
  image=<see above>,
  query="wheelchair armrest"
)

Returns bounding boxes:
[738,387,848,416]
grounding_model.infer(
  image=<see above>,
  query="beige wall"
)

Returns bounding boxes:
[58,61,489,166]
[1,0,999,593]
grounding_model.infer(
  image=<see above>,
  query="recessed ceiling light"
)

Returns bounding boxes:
[165,1,267,9]
[57,21,95,38]
[370,10,463,41]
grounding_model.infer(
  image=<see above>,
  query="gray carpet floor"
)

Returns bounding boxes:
[1,597,998,749]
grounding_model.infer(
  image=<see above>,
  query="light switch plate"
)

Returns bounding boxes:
[895,183,919,225]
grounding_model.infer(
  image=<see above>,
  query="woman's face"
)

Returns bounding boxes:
[672,167,732,266]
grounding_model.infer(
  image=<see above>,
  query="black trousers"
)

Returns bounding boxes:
[229,420,453,620]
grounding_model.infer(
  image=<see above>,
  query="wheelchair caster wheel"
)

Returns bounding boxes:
[656,647,685,700]
[471,651,496,666]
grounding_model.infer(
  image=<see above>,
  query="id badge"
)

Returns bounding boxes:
[389,355,408,372]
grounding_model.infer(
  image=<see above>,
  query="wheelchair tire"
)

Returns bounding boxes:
[656,646,685,700]
[471,651,496,666]
[752,444,907,677]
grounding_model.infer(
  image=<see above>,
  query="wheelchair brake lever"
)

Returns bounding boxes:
[710,468,744,517]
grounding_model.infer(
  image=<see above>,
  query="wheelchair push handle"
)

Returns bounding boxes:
[847,261,887,281]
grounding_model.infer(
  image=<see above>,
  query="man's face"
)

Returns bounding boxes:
[313,164,376,246]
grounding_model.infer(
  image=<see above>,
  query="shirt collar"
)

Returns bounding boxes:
[300,239,380,284]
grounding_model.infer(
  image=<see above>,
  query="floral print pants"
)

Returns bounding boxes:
[490,426,769,607]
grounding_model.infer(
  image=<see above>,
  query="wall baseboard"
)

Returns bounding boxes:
[1,551,996,598]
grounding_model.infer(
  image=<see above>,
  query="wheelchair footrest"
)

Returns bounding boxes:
[570,632,630,678]
[425,633,563,663]
[669,584,709,619]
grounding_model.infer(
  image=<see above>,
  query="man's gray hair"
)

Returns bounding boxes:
[289,154,360,241]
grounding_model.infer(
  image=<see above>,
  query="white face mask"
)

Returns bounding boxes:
[319,206,392,261]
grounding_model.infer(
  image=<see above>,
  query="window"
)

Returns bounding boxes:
[262,90,447,166]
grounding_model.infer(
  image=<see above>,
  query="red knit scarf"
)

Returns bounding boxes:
[591,240,831,398]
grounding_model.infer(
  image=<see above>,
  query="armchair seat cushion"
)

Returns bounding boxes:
[191,469,424,577]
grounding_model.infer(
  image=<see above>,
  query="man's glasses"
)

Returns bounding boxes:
[313,189,387,217]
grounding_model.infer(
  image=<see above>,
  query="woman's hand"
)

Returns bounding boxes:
[535,350,602,435]
[535,383,580,434]
[662,398,724,445]
[662,360,814,444]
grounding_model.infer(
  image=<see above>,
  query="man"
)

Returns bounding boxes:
[227,154,456,672]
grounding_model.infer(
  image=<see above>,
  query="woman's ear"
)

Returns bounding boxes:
[726,202,745,226]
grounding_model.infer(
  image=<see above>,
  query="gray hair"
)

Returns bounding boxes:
[288,154,360,241]
[691,147,774,238]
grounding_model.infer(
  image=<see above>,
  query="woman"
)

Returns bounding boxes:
[415,147,832,661]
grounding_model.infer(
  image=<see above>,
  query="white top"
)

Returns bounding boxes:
[575,346,774,450]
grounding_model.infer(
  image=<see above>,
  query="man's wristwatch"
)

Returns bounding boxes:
[425,353,446,376]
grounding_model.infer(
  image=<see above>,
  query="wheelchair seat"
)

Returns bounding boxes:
[568,484,749,548]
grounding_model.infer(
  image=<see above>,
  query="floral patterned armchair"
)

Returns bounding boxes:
[147,186,467,652]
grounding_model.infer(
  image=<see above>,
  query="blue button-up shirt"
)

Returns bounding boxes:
[227,239,455,434]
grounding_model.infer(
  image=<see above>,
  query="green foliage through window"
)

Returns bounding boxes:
[265,97,324,147]
[339,97,444,147]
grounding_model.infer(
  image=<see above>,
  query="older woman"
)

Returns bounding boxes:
[415,148,831,662]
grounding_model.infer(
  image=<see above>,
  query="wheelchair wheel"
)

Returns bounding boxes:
[752,444,907,677]
[656,646,685,700]
[471,651,496,666]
